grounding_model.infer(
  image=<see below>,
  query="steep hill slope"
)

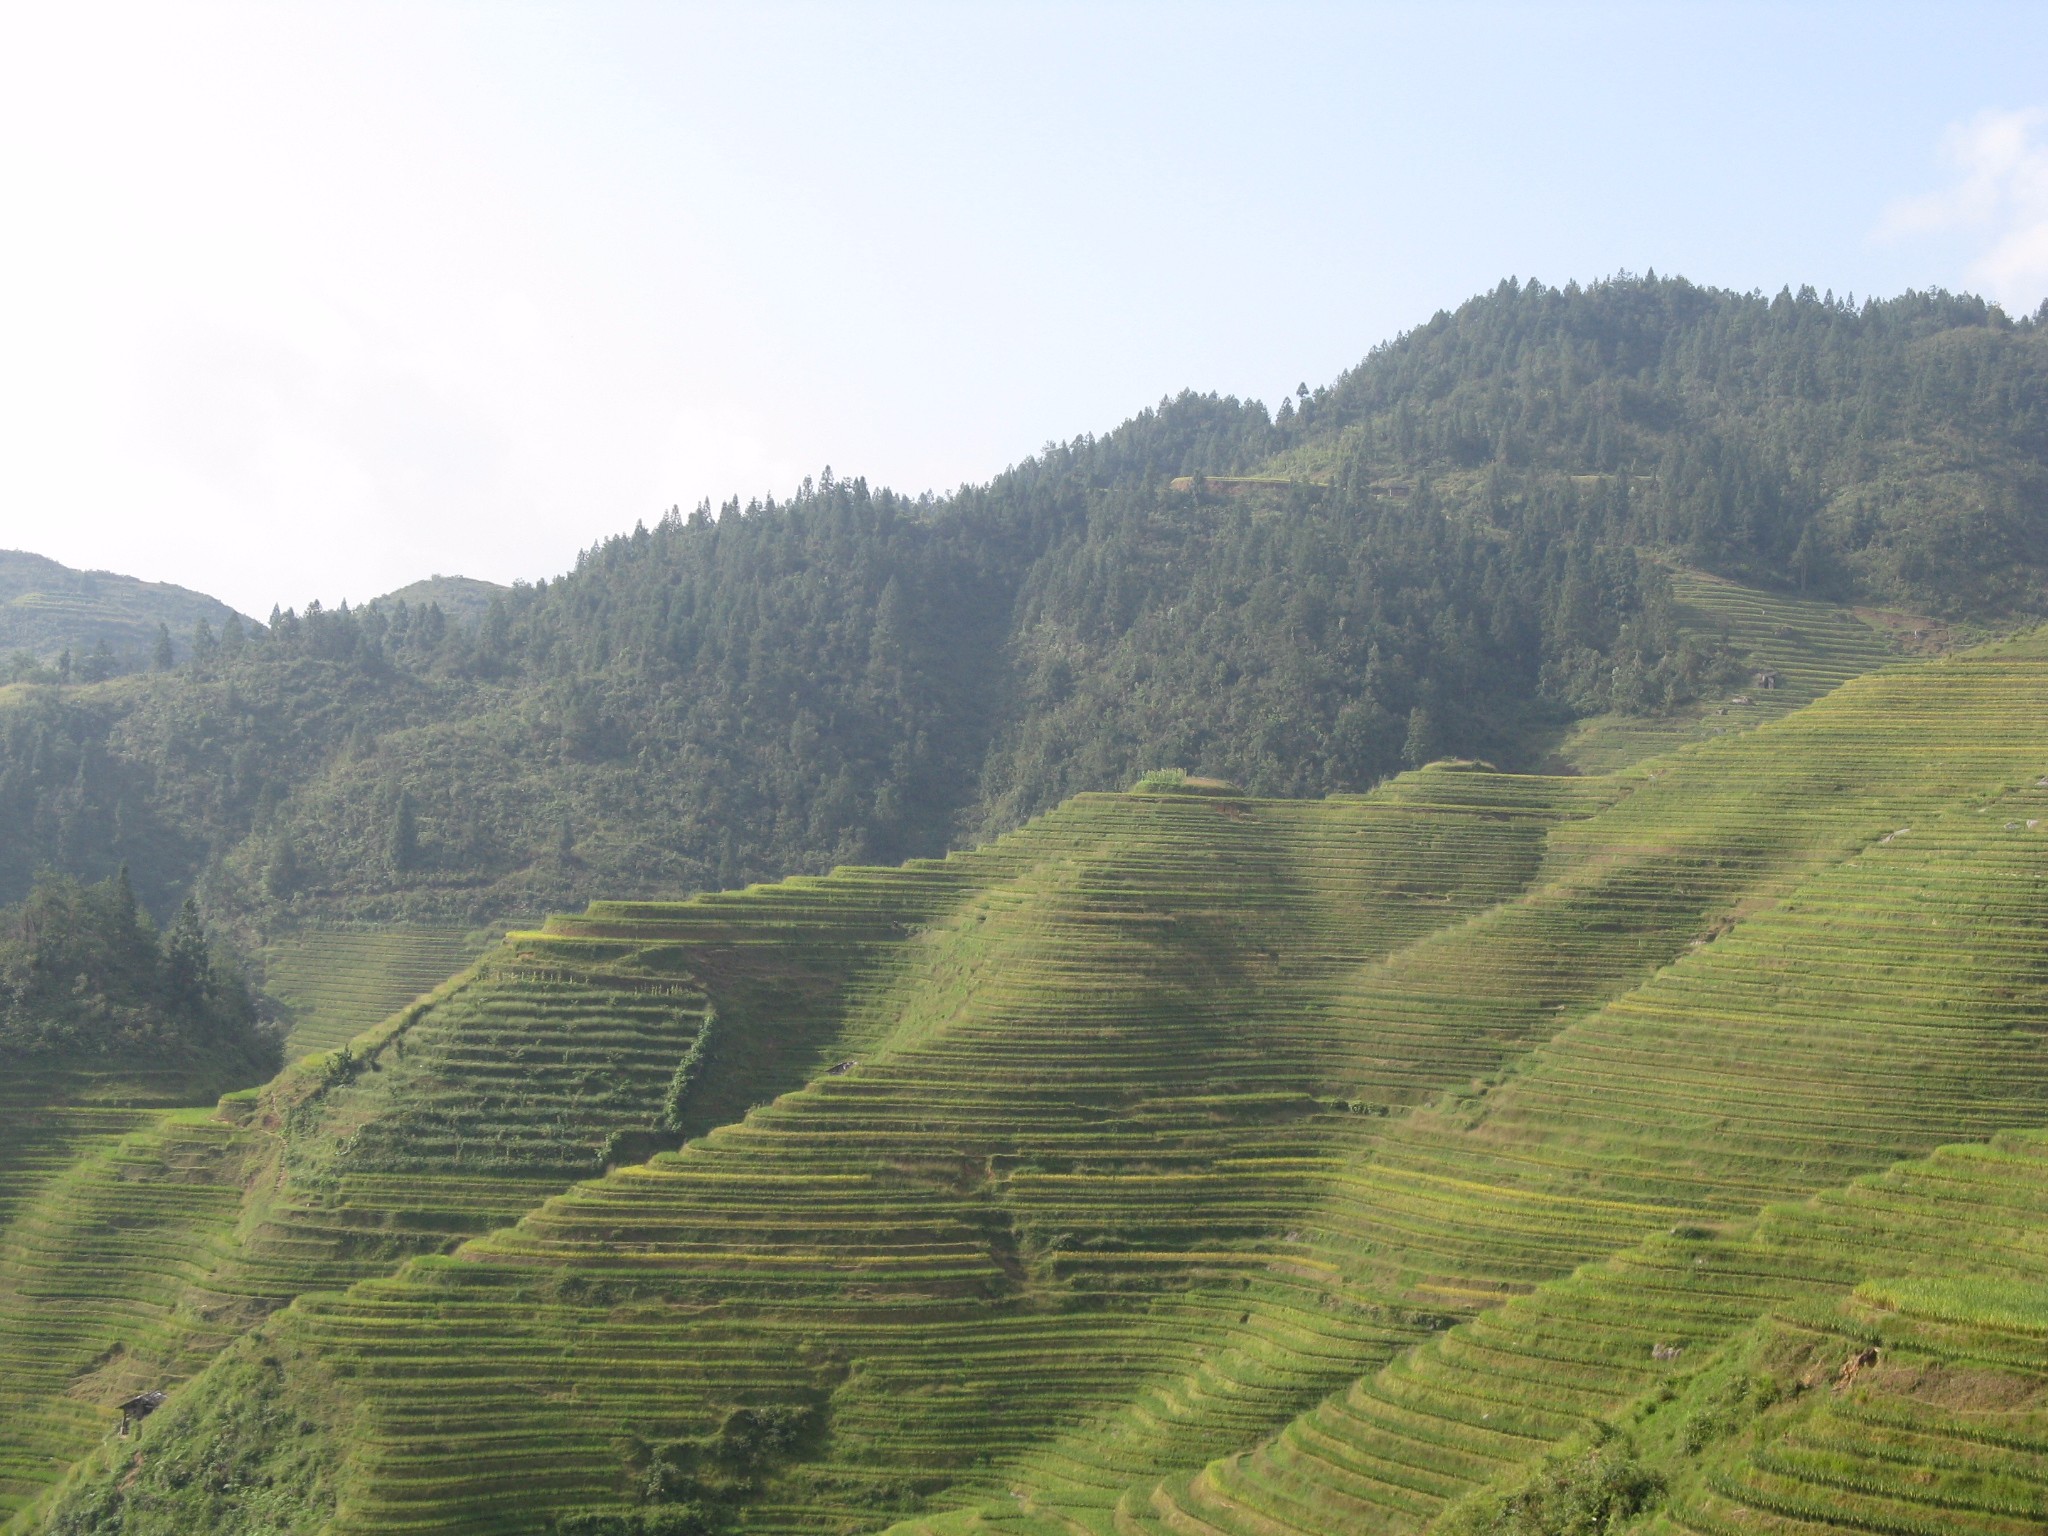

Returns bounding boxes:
[0,551,253,679]
[2,277,2037,930]
[3,772,1598,1529]
[17,632,2048,1536]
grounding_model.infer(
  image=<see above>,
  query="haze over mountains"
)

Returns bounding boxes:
[5,273,2048,1536]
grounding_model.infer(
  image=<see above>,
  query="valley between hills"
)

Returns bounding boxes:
[5,277,2048,1536]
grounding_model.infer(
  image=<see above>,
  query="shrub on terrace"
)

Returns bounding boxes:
[1434,1433,1662,1536]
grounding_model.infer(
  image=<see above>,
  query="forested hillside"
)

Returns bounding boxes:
[1,277,2041,931]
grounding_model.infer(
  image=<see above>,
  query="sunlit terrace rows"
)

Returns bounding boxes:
[1654,1130,2048,1536]
[281,777,1605,1535]
[213,974,709,1308]
[1549,566,1906,773]
[1112,664,2048,1536]
[892,649,2048,1533]
[28,643,2048,1536]
[1666,568,1904,709]
[178,653,2048,1536]
[0,1112,254,1521]
[1181,1127,2048,1536]
[0,959,702,1513]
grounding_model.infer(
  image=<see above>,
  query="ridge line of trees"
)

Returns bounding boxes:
[0,275,2038,931]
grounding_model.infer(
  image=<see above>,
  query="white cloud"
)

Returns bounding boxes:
[1881,108,2048,312]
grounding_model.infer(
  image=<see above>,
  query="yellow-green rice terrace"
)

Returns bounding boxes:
[9,618,2048,1536]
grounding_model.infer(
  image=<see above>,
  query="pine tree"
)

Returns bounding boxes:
[1402,706,1440,769]
[388,789,420,873]
[161,897,209,1018]
[265,837,300,899]
[79,641,116,682]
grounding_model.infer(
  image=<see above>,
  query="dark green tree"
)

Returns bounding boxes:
[1402,706,1441,769]
[388,789,420,873]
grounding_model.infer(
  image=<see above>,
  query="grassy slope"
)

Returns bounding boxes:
[1111,713,2048,1535]
[0,1055,286,1519]
[0,921,511,1517]
[14,774,1613,1534]
[0,785,1442,1521]
[924,641,2048,1536]
[1637,1128,2048,1536]
[24,633,2048,1536]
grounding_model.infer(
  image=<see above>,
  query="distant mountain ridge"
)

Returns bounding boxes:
[0,275,2041,931]
[0,549,255,675]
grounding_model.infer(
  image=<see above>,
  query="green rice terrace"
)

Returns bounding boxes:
[259,927,499,1058]
[10,624,2048,1536]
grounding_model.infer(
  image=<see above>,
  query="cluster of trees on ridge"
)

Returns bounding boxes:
[0,275,2041,935]
[0,870,274,1074]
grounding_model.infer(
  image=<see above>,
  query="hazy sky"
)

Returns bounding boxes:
[2,2,2045,617]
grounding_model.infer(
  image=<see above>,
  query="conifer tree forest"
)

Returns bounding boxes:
[2,276,2043,934]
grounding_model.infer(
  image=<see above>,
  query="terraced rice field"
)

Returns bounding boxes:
[1666,568,1911,702]
[1551,566,1905,772]
[43,645,2020,1536]
[0,965,707,1523]
[1654,1132,2048,1536]
[0,1052,283,1517]
[17,631,2048,1536]
[215,972,712,1311]
[1157,1127,2048,1536]
[279,777,1604,1535]
[1118,757,2048,1536]
[261,926,493,1057]
[0,1092,258,1517]
[927,651,2048,1536]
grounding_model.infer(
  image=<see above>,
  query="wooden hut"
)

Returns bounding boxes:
[118,1390,166,1437]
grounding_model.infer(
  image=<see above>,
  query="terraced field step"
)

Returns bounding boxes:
[0,1110,257,1520]
[23,641,2048,1536]
[930,652,2048,1534]
[262,776,1601,1535]
[261,924,494,1057]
